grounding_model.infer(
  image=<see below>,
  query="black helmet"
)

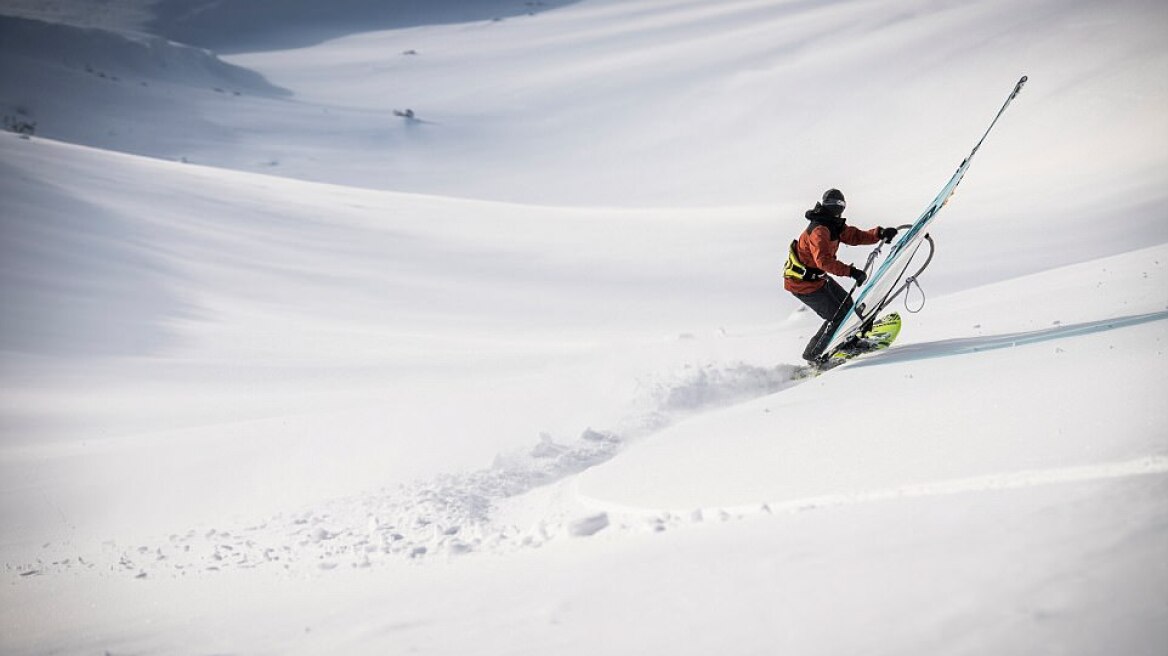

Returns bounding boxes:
[815,188,845,217]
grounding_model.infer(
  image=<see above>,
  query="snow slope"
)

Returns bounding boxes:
[4,0,1165,297]
[3,128,1166,653]
[5,0,1167,212]
[579,246,1168,513]
[2,0,1167,654]
[0,132,783,544]
[0,14,290,164]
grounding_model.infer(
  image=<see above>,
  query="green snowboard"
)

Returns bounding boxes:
[812,312,903,374]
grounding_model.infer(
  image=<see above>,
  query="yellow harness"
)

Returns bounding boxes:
[784,240,824,281]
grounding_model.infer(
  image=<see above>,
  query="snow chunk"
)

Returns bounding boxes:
[309,527,336,543]
[569,513,609,537]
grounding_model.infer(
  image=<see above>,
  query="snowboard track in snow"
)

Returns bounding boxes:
[10,311,1168,583]
[6,362,803,580]
[9,332,1166,582]
[11,348,1167,582]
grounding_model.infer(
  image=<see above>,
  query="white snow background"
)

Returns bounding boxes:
[1,0,1166,654]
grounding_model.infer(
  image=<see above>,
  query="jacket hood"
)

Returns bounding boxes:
[805,205,846,239]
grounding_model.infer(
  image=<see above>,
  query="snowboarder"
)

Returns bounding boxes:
[784,189,897,362]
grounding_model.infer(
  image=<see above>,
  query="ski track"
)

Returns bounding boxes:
[5,362,803,580]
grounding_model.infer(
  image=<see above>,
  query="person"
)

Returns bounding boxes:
[783,189,897,362]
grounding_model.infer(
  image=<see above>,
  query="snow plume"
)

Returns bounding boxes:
[648,362,804,415]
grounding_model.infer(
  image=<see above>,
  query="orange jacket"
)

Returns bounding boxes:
[785,223,881,295]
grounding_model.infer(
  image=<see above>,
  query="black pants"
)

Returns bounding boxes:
[793,278,853,361]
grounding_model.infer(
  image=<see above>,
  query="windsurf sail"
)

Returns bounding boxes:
[819,75,1028,357]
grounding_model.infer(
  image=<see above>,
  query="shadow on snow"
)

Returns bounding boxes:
[847,310,1168,369]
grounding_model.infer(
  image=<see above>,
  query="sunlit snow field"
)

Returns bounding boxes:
[1,0,1166,654]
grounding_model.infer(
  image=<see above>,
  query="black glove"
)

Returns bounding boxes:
[879,226,898,243]
[849,266,867,286]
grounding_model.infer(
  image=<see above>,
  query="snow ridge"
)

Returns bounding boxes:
[0,15,288,95]
[150,0,584,52]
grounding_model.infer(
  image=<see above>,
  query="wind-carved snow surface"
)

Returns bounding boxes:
[8,362,801,579]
